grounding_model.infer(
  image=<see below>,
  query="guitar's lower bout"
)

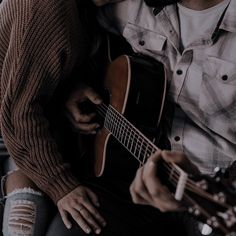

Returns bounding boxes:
[93,54,167,177]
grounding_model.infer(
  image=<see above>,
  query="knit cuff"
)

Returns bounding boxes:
[41,171,81,204]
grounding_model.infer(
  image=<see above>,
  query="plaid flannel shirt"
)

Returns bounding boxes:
[97,0,236,175]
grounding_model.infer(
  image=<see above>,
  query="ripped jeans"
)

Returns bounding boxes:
[0,137,53,236]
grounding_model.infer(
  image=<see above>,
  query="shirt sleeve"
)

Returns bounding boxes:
[0,0,87,203]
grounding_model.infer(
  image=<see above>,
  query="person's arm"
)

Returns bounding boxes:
[0,0,83,204]
[1,2,107,232]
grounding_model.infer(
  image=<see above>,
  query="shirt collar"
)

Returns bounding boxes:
[218,0,236,33]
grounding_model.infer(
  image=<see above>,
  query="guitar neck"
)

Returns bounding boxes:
[97,103,188,200]
[103,104,157,165]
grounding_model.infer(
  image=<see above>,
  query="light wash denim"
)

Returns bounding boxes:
[3,191,52,236]
[0,136,53,236]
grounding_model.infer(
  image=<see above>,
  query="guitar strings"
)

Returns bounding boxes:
[98,104,230,208]
[96,103,230,208]
[100,103,156,161]
[97,104,201,185]
[97,104,211,192]
[97,103,155,163]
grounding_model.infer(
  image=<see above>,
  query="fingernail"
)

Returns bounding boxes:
[67,224,72,229]
[86,228,91,234]
[95,228,101,234]
[95,201,100,207]
[102,221,106,227]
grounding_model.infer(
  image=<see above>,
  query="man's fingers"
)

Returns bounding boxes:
[143,156,181,212]
[148,150,162,163]
[152,185,180,212]
[130,167,153,205]
[161,150,185,163]
[161,150,200,175]
[59,208,72,230]
[142,161,166,201]
[130,191,150,205]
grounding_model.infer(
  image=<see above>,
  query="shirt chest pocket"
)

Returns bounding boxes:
[199,56,236,116]
[123,23,167,55]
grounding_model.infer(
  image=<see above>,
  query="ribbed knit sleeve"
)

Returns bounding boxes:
[0,0,88,203]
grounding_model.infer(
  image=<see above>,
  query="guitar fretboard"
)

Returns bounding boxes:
[103,104,157,165]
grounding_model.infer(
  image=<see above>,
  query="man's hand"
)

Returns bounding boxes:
[66,84,102,134]
[130,150,200,212]
[57,185,106,234]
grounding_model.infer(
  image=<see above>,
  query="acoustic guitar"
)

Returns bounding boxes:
[90,54,236,236]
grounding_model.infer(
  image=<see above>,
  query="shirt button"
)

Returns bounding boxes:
[139,40,145,46]
[174,136,181,142]
[222,74,228,81]
[153,8,159,16]
[176,69,183,75]
[153,7,164,15]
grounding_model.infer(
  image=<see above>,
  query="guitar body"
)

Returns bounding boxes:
[94,55,167,177]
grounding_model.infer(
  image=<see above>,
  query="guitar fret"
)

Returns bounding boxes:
[131,133,137,156]
[121,122,126,144]
[121,119,128,143]
[109,107,119,137]
[137,137,144,161]
[142,142,150,165]
[110,109,115,134]
[116,111,122,141]
[105,105,159,166]
[135,136,144,161]
[113,110,119,137]
[104,108,109,130]
[134,135,140,157]
[146,144,154,160]
[128,128,134,152]
[104,107,113,132]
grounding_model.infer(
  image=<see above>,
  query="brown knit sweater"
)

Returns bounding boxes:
[0,0,89,203]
